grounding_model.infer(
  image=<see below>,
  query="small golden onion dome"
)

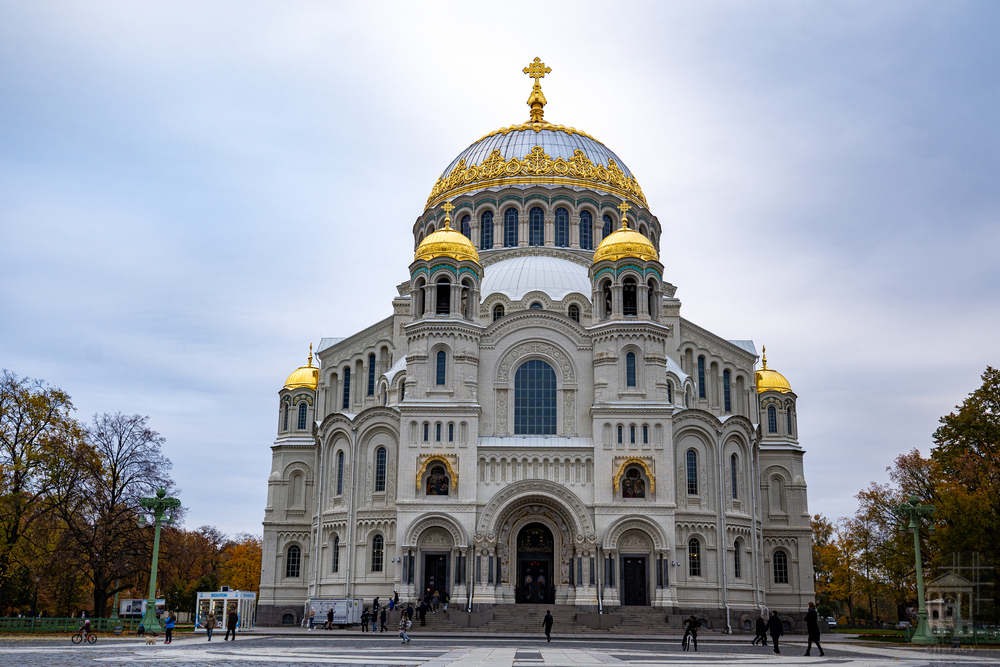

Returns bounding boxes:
[414,208,480,264]
[755,347,792,393]
[284,345,319,390]
[592,217,658,263]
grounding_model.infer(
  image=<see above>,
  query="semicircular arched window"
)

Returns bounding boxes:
[767,405,778,433]
[297,402,308,430]
[773,549,788,584]
[480,210,493,249]
[529,302,543,310]
[461,214,471,239]
[504,208,518,247]
[688,537,701,577]
[555,207,569,247]
[371,534,384,572]
[626,352,636,387]
[568,304,580,323]
[602,214,613,239]
[579,210,592,250]
[374,446,386,492]
[529,206,544,246]
[285,544,301,578]
[514,359,557,435]
[492,304,505,321]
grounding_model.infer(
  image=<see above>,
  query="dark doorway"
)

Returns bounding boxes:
[621,556,647,606]
[423,553,448,599]
[516,523,554,604]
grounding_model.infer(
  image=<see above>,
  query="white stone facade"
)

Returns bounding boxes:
[258,122,814,629]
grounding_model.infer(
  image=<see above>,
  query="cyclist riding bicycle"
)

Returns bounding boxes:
[80,619,92,641]
[682,615,702,651]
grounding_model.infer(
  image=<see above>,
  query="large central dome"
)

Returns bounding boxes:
[425,121,648,211]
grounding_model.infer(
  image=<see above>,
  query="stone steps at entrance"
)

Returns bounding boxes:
[477,604,600,634]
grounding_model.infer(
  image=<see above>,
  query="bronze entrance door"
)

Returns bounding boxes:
[621,556,647,606]
[423,554,448,598]
[515,523,555,604]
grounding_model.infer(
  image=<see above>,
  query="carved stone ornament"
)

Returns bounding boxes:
[612,457,655,493]
[415,454,459,490]
[496,341,575,383]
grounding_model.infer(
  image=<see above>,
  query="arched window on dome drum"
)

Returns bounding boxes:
[555,207,569,247]
[413,278,425,319]
[686,449,698,495]
[601,280,612,319]
[630,425,636,444]
[492,304,504,321]
[623,278,637,316]
[688,538,701,577]
[617,425,623,444]
[767,406,778,433]
[787,406,794,436]
[697,356,706,399]
[371,534,384,572]
[723,370,731,413]
[436,350,446,385]
[436,277,450,315]
[579,210,592,249]
[480,211,493,249]
[285,544,301,578]
[731,453,738,499]
[461,214,471,239]
[639,223,648,237]
[647,279,657,318]
[773,549,788,584]
[626,352,636,387]
[375,447,386,492]
[399,381,405,403]
[342,367,351,410]
[513,359,557,435]
[504,208,518,247]
[529,302,542,310]
[332,535,340,573]
[368,353,376,396]
[435,423,442,442]
[282,405,288,431]
[529,206,544,246]
[297,403,307,430]
[423,422,428,441]
[568,304,580,323]
[602,214,613,239]
[643,424,648,444]
[667,382,673,403]
[336,451,344,495]
[461,279,473,319]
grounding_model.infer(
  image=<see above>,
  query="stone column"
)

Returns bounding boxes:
[544,213,555,247]
[638,284,649,318]
[494,216,503,249]
[570,214,581,249]
[611,284,623,318]
[519,213,528,247]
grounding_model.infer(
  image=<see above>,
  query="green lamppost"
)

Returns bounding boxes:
[894,495,936,644]
[137,488,180,634]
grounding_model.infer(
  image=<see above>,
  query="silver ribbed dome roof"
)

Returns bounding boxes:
[442,127,635,181]
[482,255,592,303]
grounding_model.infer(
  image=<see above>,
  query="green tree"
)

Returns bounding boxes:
[0,370,84,613]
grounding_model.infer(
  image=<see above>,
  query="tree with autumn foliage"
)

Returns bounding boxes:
[220,533,262,593]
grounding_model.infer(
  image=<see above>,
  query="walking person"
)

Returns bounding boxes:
[164,611,175,644]
[371,599,379,631]
[442,589,449,614]
[432,590,440,613]
[405,602,414,621]
[225,608,239,641]
[681,615,701,651]
[542,610,554,642]
[308,606,316,630]
[418,600,428,626]
[326,607,334,630]
[804,602,825,656]
[205,610,217,641]
[380,605,388,632]
[766,610,784,655]
[394,591,400,608]
[398,614,411,644]
[360,607,370,633]
[751,614,767,646]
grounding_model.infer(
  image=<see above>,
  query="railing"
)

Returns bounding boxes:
[0,617,143,633]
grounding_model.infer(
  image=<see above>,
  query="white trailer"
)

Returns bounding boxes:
[303,598,362,628]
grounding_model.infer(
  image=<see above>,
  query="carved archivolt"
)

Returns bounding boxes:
[415,454,459,490]
[603,516,668,551]
[612,457,655,493]
[403,513,468,548]
[477,479,594,538]
[496,341,575,383]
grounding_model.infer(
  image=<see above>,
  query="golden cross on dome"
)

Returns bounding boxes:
[308,343,313,367]
[761,345,768,369]
[523,57,551,123]
[617,200,631,228]
[441,201,454,229]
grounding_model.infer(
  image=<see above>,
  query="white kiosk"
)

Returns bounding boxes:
[195,589,257,633]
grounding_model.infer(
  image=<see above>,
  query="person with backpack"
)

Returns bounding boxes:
[766,610,784,655]
[398,614,411,644]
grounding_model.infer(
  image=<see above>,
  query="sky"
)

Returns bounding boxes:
[1,1,998,536]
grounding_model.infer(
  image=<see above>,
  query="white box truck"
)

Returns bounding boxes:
[303,599,362,629]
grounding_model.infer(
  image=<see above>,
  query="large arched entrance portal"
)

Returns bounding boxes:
[516,523,555,603]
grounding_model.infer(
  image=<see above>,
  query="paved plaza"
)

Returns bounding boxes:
[0,634,995,667]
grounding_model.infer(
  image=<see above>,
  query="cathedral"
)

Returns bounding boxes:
[258,60,815,629]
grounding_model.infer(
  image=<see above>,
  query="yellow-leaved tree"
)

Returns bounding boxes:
[220,533,262,594]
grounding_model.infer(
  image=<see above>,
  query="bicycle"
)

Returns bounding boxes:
[72,632,97,644]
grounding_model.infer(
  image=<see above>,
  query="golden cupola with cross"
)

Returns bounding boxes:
[283,344,319,390]
[592,201,659,263]
[414,202,480,264]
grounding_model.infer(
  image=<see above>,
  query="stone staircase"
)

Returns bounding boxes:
[392,604,683,635]
[602,607,671,634]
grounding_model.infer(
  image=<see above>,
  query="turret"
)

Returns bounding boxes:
[755,347,798,447]
[278,345,318,436]
[589,201,664,322]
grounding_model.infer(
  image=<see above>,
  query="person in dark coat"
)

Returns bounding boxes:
[380,606,388,632]
[804,602,825,656]
[371,598,380,631]
[543,610,553,642]
[751,614,768,646]
[225,608,238,641]
[405,602,414,620]
[765,611,784,654]
[360,608,370,633]
[682,615,702,651]
[418,601,428,626]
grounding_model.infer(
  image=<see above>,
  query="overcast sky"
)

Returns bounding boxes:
[1,1,997,537]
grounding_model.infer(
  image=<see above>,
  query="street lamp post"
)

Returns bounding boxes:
[894,495,937,644]
[137,488,180,634]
